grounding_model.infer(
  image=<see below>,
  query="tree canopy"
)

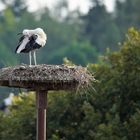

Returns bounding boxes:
[0,0,140,139]
[0,28,140,140]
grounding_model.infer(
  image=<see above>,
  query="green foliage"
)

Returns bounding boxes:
[0,93,36,140]
[0,0,140,139]
[1,0,140,67]
[115,0,140,31]
[81,0,140,53]
[0,28,140,140]
[0,4,98,67]
[91,28,140,139]
[81,0,121,52]
[48,41,97,65]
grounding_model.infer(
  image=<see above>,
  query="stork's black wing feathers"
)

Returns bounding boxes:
[19,35,25,42]
[20,34,41,53]
[15,35,25,53]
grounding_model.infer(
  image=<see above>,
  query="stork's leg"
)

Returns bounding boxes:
[29,51,32,66]
[33,50,37,65]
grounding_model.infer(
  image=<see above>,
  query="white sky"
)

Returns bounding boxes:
[27,0,115,13]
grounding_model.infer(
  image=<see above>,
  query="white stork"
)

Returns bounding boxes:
[15,28,47,66]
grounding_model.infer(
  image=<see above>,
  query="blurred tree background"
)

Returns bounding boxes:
[0,0,140,139]
[1,0,140,66]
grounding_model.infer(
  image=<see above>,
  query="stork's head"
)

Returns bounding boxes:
[34,28,47,41]
[22,29,31,36]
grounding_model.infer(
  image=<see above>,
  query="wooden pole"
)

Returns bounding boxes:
[36,90,47,140]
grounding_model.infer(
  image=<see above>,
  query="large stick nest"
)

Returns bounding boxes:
[0,64,94,90]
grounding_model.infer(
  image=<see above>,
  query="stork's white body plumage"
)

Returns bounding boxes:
[15,28,47,66]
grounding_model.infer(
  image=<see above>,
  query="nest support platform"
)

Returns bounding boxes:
[0,64,93,140]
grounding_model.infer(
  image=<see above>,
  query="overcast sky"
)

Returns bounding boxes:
[27,0,115,13]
